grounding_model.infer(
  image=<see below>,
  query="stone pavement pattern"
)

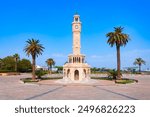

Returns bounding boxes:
[0,74,150,100]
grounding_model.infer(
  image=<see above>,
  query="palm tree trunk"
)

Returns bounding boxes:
[32,56,36,80]
[15,62,17,72]
[50,65,52,74]
[116,46,121,79]
[139,65,141,73]
[14,58,17,72]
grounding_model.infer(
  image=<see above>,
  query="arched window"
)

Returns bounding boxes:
[84,69,86,78]
[67,69,70,77]
[74,70,79,80]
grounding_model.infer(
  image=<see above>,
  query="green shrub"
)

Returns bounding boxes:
[21,78,39,83]
[115,79,137,84]
[35,70,47,79]
[40,77,63,80]
[91,77,113,80]
[107,69,122,79]
[0,70,15,73]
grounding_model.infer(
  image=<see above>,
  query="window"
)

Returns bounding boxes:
[75,17,78,22]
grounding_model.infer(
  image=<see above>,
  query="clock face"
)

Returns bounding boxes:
[75,25,78,29]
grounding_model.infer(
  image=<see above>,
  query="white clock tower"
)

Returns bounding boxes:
[63,14,90,82]
[72,14,81,55]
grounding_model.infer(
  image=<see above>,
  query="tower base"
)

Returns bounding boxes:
[63,54,90,82]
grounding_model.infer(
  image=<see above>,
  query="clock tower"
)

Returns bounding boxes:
[63,13,91,82]
[72,14,81,55]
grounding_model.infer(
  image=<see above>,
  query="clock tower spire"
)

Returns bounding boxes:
[72,14,81,55]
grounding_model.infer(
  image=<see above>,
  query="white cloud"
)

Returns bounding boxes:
[52,53,66,58]
[122,49,150,57]
[121,49,150,69]
[91,55,102,58]
[88,49,150,69]
[90,54,115,61]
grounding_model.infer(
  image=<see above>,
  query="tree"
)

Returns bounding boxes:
[0,58,3,69]
[24,39,45,80]
[46,58,55,74]
[106,26,130,79]
[134,58,146,72]
[55,66,63,73]
[91,67,98,73]
[1,56,15,71]
[18,59,32,72]
[13,53,20,72]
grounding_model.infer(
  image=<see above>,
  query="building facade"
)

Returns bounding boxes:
[63,14,90,81]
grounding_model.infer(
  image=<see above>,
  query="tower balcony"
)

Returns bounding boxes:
[68,54,86,64]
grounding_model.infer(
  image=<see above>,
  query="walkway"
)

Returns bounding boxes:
[0,74,150,100]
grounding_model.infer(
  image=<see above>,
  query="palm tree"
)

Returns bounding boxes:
[106,26,130,79]
[24,39,45,80]
[134,58,146,72]
[13,53,20,72]
[46,58,55,74]
[0,58,3,69]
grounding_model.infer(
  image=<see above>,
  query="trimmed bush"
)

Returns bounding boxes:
[107,69,122,79]
[35,70,47,79]
[21,78,39,83]
[91,77,113,80]
[115,79,138,84]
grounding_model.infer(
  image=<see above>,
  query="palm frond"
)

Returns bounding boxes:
[106,26,130,47]
[24,38,45,58]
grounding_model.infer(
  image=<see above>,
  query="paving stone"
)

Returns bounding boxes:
[0,73,150,100]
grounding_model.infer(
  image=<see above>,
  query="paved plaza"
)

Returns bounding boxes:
[0,73,150,100]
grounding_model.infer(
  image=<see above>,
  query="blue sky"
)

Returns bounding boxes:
[0,0,150,70]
